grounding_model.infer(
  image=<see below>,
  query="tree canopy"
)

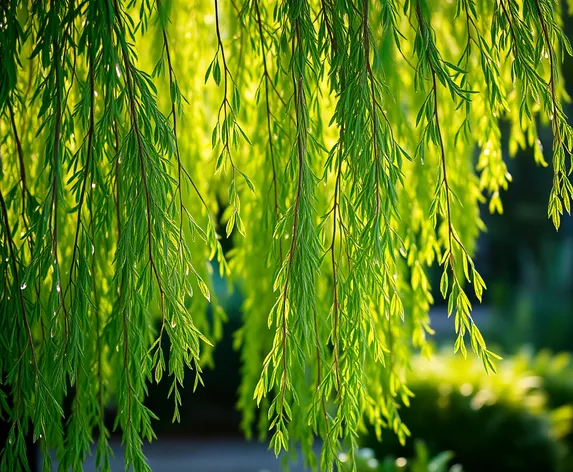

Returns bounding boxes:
[1,0,572,470]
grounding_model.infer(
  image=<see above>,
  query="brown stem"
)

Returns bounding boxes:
[533,0,562,195]
[330,137,343,395]
[415,2,456,269]
[66,52,96,300]
[254,0,282,260]
[214,0,239,180]
[274,15,308,421]
[7,101,33,255]
[49,15,71,348]
[113,0,166,325]
[0,190,39,375]
[362,0,381,217]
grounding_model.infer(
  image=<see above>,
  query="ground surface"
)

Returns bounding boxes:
[50,438,317,471]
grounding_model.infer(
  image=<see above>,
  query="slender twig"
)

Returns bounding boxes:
[113,0,166,327]
[90,179,106,445]
[533,0,563,193]
[415,3,456,269]
[362,0,381,217]
[49,5,71,346]
[0,189,39,376]
[65,52,96,299]
[254,0,282,260]
[214,0,239,179]
[273,14,308,425]
[7,101,34,258]
[330,133,343,395]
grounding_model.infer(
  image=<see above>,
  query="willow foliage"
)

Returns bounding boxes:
[0,0,572,470]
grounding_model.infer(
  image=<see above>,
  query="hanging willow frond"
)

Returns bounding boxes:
[1,0,572,471]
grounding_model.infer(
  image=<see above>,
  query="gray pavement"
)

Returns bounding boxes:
[50,438,319,472]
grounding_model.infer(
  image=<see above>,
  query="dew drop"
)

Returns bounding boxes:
[20,282,27,290]
[5,257,8,262]
[483,148,490,156]
[91,244,95,255]
[91,182,96,189]
[171,320,177,328]
[50,329,54,338]
[8,437,13,445]
[56,283,61,293]
[115,64,121,77]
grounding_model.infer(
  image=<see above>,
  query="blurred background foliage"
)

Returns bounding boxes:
[360,351,573,472]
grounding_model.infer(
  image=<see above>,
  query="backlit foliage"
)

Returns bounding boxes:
[0,0,572,470]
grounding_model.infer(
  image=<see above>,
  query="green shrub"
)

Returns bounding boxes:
[342,443,463,472]
[526,350,573,471]
[361,353,572,472]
